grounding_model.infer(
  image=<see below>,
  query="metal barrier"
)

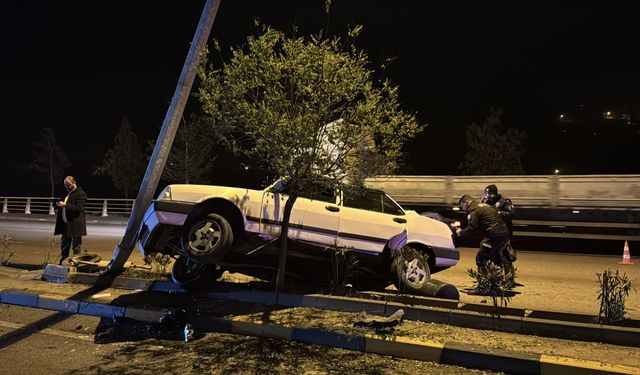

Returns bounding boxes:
[0,197,135,217]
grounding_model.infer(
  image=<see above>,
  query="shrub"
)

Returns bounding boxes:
[597,268,634,325]
[326,246,359,296]
[467,261,516,314]
[0,234,16,266]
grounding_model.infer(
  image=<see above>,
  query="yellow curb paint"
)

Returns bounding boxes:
[365,335,444,362]
[230,319,292,340]
[540,355,640,375]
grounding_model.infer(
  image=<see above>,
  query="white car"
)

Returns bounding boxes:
[138,179,459,294]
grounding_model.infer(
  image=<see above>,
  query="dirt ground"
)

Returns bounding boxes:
[230,306,640,369]
[205,261,640,371]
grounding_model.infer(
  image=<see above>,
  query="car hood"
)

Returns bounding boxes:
[163,184,261,205]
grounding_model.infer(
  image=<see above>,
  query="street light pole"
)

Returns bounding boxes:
[105,0,221,275]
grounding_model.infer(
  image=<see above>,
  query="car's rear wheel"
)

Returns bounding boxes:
[182,213,233,264]
[392,246,432,295]
[171,255,222,290]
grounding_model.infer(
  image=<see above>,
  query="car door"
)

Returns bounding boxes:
[337,189,407,254]
[260,180,340,247]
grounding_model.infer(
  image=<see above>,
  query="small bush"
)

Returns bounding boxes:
[597,268,634,325]
[326,246,359,296]
[42,236,57,268]
[120,253,172,280]
[0,234,16,266]
[467,261,516,313]
[144,253,172,274]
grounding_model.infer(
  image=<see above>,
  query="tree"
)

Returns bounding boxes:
[459,107,526,175]
[29,127,70,196]
[155,113,222,184]
[197,25,422,290]
[96,117,146,199]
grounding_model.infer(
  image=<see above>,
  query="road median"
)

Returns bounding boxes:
[0,265,639,374]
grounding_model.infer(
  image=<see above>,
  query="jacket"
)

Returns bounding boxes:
[54,185,87,237]
[484,194,515,234]
[459,200,509,239]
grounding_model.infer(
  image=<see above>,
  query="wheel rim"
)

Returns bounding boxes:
[402,258,428,288]
[188,219,223,254]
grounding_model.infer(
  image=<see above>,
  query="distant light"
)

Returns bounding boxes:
[572,210,580,214]
[559,114,565,119]
[603,111,614,120]
[554,169,560,174]
[452,207,460,211]
[244,166,249,170]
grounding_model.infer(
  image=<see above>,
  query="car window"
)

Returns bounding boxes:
[302,186,337,203]
[343,190,383,212]
[382,194,405,215]
[277,180,336,203]
[343,190,405,215]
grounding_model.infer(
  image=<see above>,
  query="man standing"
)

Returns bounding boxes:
[482,184,515,236]
[455,194,512,269]
[54,176,87,265]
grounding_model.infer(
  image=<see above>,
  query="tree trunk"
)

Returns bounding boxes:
[275,193,297,292]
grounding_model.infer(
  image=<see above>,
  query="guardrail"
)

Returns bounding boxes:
[0,197,135,217]
[365,174,640,209]
[1,194,638,242]
[366,174,640,242]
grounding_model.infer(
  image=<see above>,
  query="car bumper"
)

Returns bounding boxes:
[138,200,195,256]
[432,246,460,268]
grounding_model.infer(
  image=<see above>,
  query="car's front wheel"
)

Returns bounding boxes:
[392,247,432,295]
[171,255,222,290]
[182,213,233,263]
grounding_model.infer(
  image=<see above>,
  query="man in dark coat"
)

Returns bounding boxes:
[455,194,512,269]
[482,184,515,236]
[54,176,87,265]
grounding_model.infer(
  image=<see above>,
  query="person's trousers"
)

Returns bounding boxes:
[60,233,83,264]
[476,235,510,268]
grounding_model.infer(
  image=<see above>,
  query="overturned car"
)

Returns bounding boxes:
[138,179,459,294]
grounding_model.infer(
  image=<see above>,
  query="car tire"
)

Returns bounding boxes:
[392,246,432,295]
[171,255,222,290]
[182,213,233,264]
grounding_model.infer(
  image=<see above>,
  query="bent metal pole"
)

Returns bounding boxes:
[106,0,221,275]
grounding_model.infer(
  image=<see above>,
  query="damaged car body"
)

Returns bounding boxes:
[138,178,459,295]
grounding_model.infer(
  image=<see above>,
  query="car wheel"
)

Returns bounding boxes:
[182,213,233,263]
[392,247,431,295]
[171,255,222,290]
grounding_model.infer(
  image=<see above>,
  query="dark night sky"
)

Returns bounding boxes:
[1,0,639,197]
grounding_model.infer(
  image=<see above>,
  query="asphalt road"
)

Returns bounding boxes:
[0,218,146,266]
[1,218,638,319]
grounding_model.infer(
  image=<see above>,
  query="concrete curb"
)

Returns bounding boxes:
[60,272,640,348]
[0,289,637,375]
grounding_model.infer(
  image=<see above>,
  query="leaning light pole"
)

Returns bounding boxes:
[105,0,221,275]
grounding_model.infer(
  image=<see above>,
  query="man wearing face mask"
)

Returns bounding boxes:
[54,176,87,265]
[482,184,515,236]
